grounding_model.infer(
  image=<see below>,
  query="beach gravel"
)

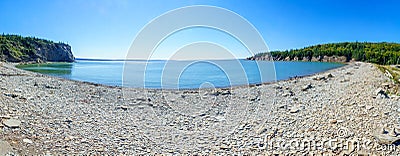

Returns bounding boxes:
[0,62,399,155]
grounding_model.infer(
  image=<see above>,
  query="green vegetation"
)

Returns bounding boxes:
[253,42,400,65]
[0,34,70,62]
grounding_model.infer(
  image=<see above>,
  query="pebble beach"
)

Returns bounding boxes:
[0,62,399,155]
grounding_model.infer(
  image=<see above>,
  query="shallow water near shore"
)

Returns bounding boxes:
[17,60,344,89]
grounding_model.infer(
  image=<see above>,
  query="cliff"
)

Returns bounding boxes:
[0,34,74,63]
[248,54,349,63]
[248,42,400,65]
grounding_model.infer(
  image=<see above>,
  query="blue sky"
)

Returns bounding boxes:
[0,0,399,59]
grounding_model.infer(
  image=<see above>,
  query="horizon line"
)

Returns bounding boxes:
[75,57,249,61]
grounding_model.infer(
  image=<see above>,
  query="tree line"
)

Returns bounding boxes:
[253,42,400,65]
[0,34,67,62]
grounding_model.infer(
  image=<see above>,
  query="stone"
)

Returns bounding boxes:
[3,93,18,98]
[64,135,76,141]
[97,147,105,152]
[3,119,21,128]
[23,138,33,144]
[13,88,22,93]
[256,126,267,135]
[289,108,299,113]
[221,90,231,96]
[395,127,400,135]
[377,127,386,134]
[313,76,326,81]
[366,106,374,110]
[278,104,287,109]
[282,91,294,97]
[301,84,312,91]
[136,97,147,101]
[340,79,350,83]
[375,88,384,95]
[116,105,128,111]
[389,128,397,137]
[374,88,389,98]
[382,83,391,88]
[220,145,231,150]
[373,126,400,144]
[326,73,334,78]
[0,115,11,119]
[374,133,400,144]
[330,119,337,124]
[64,118,73,124]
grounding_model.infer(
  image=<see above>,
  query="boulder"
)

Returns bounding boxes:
[3,119,21,128]
[373,127,400,144]
[374,133,400,144]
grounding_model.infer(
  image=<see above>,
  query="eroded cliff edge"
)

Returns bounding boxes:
[247,42,400,65]
[0,34,74,63]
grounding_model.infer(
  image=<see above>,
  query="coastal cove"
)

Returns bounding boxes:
[2,61,400,155]
[2,0,400,154]
[16,60,345,89]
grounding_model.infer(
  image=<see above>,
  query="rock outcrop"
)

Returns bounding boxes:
[248,54,348,63]
[0,34,74,63]
[33,42,75,62]
[247,42,400,65]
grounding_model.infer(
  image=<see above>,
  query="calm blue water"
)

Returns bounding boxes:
[18,60,344,89]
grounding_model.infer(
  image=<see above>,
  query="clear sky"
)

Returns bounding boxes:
[0,0,399,59]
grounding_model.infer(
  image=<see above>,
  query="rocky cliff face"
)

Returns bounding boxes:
[34,43,75,62]
[248,55,349,63]
[0,35,75,63]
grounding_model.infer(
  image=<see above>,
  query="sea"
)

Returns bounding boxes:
[17,59,345,89]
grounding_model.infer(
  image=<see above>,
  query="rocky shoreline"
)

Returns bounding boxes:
[247,54,349,63]
[0,62,399,155]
